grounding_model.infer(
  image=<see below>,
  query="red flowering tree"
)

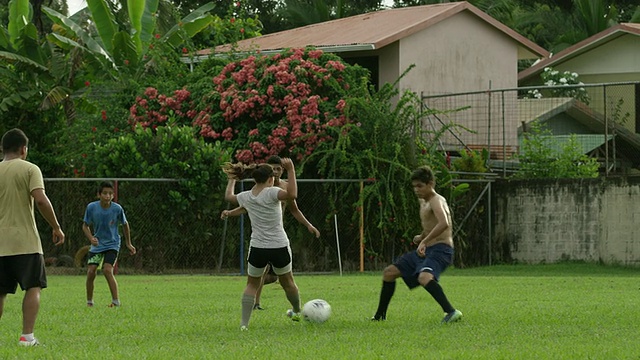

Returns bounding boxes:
[129,87,195,130]
[194,48,367,163]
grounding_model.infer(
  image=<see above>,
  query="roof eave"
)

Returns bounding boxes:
[518,24,640,82]
[182,44,376,64]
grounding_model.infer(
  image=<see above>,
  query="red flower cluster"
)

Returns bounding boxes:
[205,48,351,163]
[129,87,194,129]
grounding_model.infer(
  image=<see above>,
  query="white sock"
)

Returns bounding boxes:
[112,299,120,306]
[21,333,35,341]
[87,300,94,305]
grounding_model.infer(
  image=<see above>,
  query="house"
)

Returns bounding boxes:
[518,23,640,135]
[195,2,547,93]
[189,2,548,157]
[517,97,640,173]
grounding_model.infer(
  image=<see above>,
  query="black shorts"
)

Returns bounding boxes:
[247,246,291,276]
[87,250,119,266]
[0,253,47,294]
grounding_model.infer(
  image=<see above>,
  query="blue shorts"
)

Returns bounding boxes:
[393,243,454,289]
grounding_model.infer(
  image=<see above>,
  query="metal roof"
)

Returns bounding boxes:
[189,2,548,62]
[519,23,640,82]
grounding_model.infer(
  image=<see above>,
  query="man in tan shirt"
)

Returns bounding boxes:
[0,128,65,346]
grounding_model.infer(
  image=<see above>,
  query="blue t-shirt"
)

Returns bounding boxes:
[83,201,127,252]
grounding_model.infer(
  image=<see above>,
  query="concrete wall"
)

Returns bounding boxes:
[493,176,640,266]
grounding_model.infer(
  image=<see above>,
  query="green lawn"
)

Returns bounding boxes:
[1,263,638,359]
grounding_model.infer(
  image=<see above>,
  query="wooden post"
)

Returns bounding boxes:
[359,181,364,272]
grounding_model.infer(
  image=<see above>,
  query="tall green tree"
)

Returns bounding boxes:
[279,0,382,28]
[0,0,74,174]
[41,0,217,81]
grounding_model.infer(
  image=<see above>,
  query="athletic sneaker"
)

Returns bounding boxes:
[108,303,120,308]
[371,314,386,321]
[441,309,463,324]
[253,304,264,310]
[286,309,301,321]
[240,326,248,331]
[18,336,39,347]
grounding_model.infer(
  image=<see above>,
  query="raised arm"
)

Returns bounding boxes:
[225,179,239,205]
[277,158,297,201]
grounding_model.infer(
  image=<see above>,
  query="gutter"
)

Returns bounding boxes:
[181,44,377,70]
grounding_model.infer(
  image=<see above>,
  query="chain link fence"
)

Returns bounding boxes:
[39,178,373,274]
[421,82,640,176]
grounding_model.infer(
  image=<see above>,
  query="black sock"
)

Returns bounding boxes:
[424,280,455,313]
[374,281,396,319]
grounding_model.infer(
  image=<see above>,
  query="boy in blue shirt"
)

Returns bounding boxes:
[82,181,136,307]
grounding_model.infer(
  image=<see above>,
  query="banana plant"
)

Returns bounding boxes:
[0,0,76,116]
[42,0,216,81]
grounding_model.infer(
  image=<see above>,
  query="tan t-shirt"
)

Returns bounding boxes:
[0,158,45,255]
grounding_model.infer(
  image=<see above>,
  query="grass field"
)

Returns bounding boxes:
[1,263,639,359]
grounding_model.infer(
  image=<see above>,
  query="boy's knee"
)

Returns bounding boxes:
[418,272,434,286]
[382,265,399,281]
[102,265,114,276]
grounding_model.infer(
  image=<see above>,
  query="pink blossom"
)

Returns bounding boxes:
[144,87,158,99]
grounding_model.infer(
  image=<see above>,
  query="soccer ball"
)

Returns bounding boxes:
[301,299,331,323]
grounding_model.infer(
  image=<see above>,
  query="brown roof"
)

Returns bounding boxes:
[195,1,548,58]
[518,23,640,82]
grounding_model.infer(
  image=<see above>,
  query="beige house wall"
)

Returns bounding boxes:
[529,35,640,134]
[557,35,640,76]
[378,41,400,90]
[494,178,640,266]
[397,11,517,95]
[396,11,520,154]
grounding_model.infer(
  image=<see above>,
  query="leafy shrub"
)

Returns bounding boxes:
[201,48,368,162]
[302,67,471,267]
[516,122,599,179]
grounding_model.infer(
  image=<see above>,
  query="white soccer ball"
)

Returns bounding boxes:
[301,299,331,323]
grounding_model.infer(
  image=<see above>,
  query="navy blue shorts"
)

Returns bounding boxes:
[393,243,454,289]
[0,253,47,293]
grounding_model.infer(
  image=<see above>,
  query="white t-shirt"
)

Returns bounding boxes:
[236,186,289,248]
